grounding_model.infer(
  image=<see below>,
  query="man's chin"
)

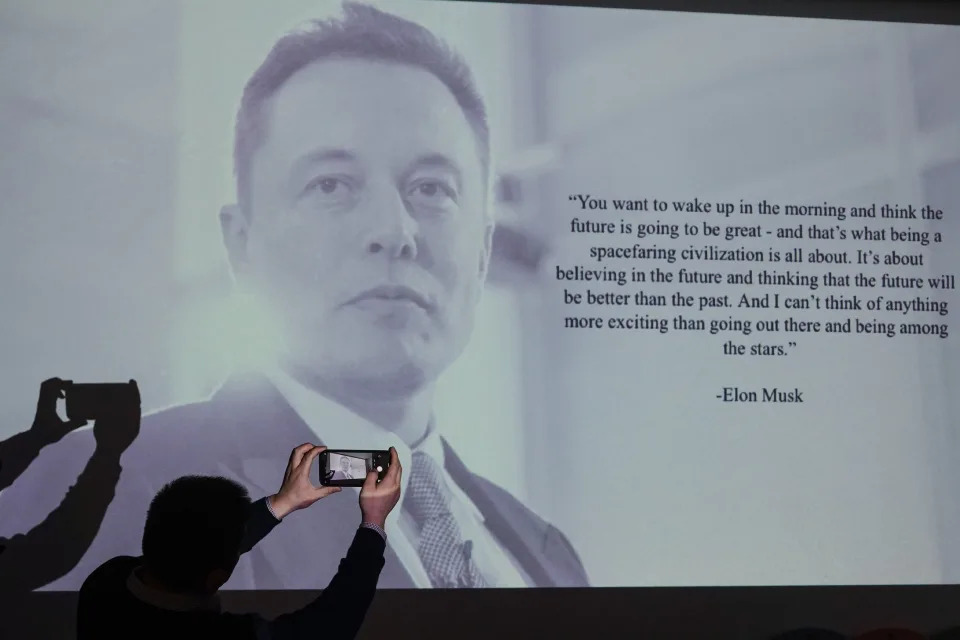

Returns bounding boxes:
[341,313,433,352]
[339,355,437,398]
[357,303,433,332]
[355,341,433,374]
[325,333,439,385]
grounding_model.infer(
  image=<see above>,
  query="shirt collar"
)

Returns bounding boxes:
[263,365,414,506]
[126,566,221,613]
[262,365,483,522]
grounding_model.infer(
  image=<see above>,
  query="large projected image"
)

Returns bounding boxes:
[0,0,959,591]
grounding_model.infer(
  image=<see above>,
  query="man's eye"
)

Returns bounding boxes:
[408,180,456,204]
[307,177,344,194]
[417,182,440,197]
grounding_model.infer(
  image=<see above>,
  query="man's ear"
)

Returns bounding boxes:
[220,204,250,278]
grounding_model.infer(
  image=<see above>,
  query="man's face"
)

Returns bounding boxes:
[226,59,492,395]
[339,457,350,472]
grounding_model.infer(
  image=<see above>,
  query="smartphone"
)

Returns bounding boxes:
[318,449,390,487]
[65,381,138,421]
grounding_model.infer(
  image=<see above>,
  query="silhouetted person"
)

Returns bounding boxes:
[0,378,140,593]
[77,444,401,640]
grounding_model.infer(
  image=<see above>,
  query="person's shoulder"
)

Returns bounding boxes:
[141,397,214,432]
[110,396,222,468]
[80,555,139,592]
[140,373,291,441]
[136,384,271,451]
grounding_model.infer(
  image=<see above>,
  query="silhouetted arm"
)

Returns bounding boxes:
[0,379,139,593]
[0,430,51,493]
[237,497,282,555]
[237,444,343,556]
[264,527,386,640]
[0,446,122,593]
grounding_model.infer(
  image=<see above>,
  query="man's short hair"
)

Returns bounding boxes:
[233,1,491,211]
[142,475,251,592]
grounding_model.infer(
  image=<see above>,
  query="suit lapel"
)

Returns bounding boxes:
[210,374,415,590]
[441,438,560,587]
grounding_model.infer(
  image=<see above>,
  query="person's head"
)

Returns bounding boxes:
[339,456,351,472]
[141,476,251,594]
[220,1,494,401]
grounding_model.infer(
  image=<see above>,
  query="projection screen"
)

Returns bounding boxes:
[1,0,959,591]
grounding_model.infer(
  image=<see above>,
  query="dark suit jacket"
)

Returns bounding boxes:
[0,373,589,590]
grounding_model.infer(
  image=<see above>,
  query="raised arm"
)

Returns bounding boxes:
[0,448,121,593]
[237,496,283,554]
[0,381,140,593]
[265,447,402,640]
[238,444,341,555]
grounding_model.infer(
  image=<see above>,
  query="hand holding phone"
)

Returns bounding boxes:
[270,444,342,519]
[30,378,88,442]
[72,380,142,456]
[359,447,401,529]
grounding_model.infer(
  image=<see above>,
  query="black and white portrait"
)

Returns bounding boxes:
[328,454,366,481]
[0,0,589,590]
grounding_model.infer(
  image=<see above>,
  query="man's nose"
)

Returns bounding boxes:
[364,187,417,260]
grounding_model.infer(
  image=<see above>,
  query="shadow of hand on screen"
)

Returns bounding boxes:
[0,379,140,593]
[0,378,88,492]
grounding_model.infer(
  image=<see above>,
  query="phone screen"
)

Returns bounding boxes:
[321,450,387,486]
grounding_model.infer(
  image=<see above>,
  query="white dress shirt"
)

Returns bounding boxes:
[263,366,530,588]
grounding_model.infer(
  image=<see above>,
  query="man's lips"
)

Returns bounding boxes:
[346,285,433,311]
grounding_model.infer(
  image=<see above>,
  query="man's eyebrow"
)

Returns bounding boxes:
[406,153,463,185]
[410,153,460,172]
[291,148,358,171]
